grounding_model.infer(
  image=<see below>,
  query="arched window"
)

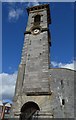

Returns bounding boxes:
[34,15,41,25]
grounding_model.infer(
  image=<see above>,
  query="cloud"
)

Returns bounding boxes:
[8,8,23,21]
[0,72,17,100]
[51,60,76,70]
[6,2,28,22]
[28,0,39,7]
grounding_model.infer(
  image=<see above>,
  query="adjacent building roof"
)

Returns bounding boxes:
[0,101,3,106]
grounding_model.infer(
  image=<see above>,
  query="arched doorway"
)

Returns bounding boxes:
[20,101,40,120]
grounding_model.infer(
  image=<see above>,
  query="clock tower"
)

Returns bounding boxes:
[11,4,52,119]
[21,4,51,95]
[10,3,75,119]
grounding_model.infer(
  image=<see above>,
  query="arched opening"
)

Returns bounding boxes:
[34,15,41,25]
[20,101,40,120]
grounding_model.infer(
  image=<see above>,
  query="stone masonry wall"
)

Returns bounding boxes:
[11,68,75,118]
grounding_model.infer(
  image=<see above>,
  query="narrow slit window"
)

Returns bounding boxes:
[62,99,65,105]
[61,80,63,85]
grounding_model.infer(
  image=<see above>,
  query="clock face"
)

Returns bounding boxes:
[33,29,40,34]
[31,26,41,35]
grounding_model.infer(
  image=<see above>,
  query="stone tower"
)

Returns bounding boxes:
[21,4,51,95]
[11,4,52,119]
[11,4,75,119]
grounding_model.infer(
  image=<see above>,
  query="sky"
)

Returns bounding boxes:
[0,2,75,100]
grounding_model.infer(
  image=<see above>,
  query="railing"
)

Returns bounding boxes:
[20,109,37,120]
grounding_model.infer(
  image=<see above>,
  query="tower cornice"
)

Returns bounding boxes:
[26,4,51,24]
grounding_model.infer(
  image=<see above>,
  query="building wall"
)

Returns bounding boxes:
[22,31,50,94]
[11,68,75,118]
[49,68,75,118]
